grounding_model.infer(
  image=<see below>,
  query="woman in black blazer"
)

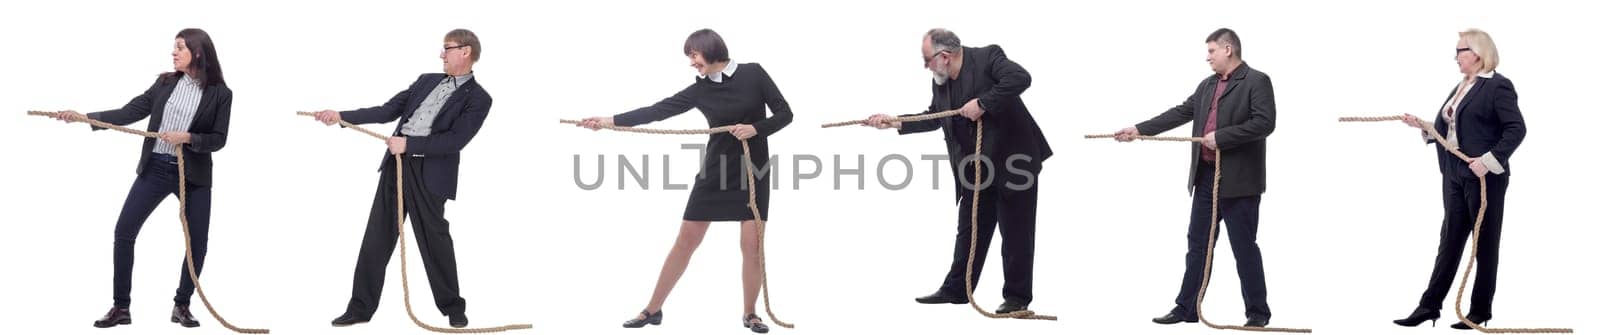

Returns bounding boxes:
[50,28,232,329]
[578,29,793,334]
[1394,28,1525,329]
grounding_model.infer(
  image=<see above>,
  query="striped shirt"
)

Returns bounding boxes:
[400,72,474,136]
[154,75,204,156]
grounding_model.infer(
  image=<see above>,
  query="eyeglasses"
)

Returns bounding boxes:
[1455,47,1472,54]
[442,44,469,53]
[923,50,948,67]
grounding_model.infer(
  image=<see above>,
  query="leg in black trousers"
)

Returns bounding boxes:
[1417,173,1506,319]
[937,161,1040,305]
[1172,163,1271,320]
[344,157,467,318]
[112,159,211,308]
[938,186,999,298]
[995,163,1040,305]
[172,177,212,306]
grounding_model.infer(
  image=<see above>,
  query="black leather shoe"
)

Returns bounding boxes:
[448,313,468,328]
[622,309,662,328]
[1152,312,1197,325]
[93,307,132,328]
[1245,316,1270,327]
[171,305,201,328]
[996,301,1028,314]
[330,312,371,327]
[1394,307,1440,327]
[743,314,769,334]
[914,291,968,304]
[1451,315,1490,330]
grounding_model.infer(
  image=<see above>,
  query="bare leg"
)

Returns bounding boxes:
[638,220,711,318]
[740,220,762,316]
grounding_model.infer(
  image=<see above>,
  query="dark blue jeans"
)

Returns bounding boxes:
[1171,162,1270,320]
[112,155,211,307]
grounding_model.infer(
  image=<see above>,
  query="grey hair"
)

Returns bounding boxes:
[925,28,961,53]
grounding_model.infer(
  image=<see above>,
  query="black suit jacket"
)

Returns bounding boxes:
[89,73,233,186]
[1136,62,1275,198]
[340,73,492,200]
[899,45,1053,200]
[1430,73,1525,178]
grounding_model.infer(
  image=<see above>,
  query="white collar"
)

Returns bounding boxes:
[1475,71,1495,79]
[702,61,738,83]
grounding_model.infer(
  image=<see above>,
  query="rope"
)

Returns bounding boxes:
[557,119,794,329]
[297,112,533,333]
[823,112,1056,321]
[1339,115,1573,334]
[1084,132,1311,333]
[28,110,270,334]
[558,119,793,328]
[818,110,960,128]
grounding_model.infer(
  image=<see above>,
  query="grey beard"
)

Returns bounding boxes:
[931,71,948,85]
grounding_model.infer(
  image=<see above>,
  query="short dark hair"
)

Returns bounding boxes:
[445,29,481,62]
[172,28,225,86]
[683,29,730,63]
[1206,28,1241,59]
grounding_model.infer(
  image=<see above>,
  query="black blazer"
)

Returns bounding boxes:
[341,73,492,200]
[1430,73,1525,178]
[899,45,1053,200]
[1136,62,1275,198]
[88,73,233,186]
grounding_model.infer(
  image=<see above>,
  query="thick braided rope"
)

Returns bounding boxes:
[818,110,961,128]
[1085,133,1312,333]
[28,111,271,334]
[821,112,1055,320]
[1339,116,1573,334]
[558,119,794,329]
[296,112,533,333]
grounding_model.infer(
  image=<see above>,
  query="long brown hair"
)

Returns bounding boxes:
[169,28,225,87]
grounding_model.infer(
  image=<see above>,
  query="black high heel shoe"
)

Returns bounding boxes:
[1394,307,1440,327]
[743,313,769,334]
[1451,315,1490,330]
[622,309,662,328]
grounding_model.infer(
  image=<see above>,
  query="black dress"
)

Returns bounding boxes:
[613,63,793,221]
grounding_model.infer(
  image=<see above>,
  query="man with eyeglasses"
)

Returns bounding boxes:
[314,28,492,329]
[863,28,1053,314]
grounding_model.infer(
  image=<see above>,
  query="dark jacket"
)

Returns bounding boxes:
[899,45,1053,200]
[1136,62,1275,198]
[1429,73,1524,179]
[341,73,492,200]
[89,73,232,186]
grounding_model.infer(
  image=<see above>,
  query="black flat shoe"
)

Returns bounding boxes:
[1245,316,1270,327]
[743,313,769,334]
[330,312,371,327]
[1451,315,1490,330]
[1152,312,1197,325]
[622,309,662,328]
[1394,307,1440,327]
[93,307,132,328]
[448,312,468,328]
[914,291,968,304]
[171,305,201,328]
[996,301,1028,314]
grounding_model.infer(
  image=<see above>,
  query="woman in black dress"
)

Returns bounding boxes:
[578,29,792,333]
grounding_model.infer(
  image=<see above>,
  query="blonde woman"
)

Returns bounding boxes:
[1394,29,1526,329]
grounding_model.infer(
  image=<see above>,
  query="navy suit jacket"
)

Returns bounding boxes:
[340,73,492,200]
[89,73,233,186]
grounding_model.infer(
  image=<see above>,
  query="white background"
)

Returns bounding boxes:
[1,0,1595,334]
